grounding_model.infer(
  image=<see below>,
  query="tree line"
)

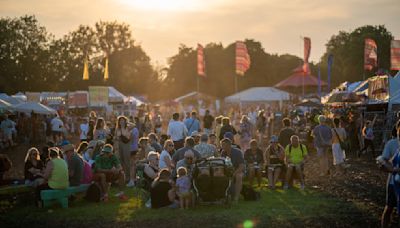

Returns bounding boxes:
[0,15,394,101]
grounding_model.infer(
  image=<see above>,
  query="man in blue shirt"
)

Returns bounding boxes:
[381,122,400,228]
[221,138,244,202]
[184,111,200,136]
[311,115,333,176]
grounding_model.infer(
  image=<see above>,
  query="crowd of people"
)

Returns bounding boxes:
[0,104,392,215]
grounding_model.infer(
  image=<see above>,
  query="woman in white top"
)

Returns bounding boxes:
[331,118,347,172]
[93,118,109,141]
[159,139,175,171]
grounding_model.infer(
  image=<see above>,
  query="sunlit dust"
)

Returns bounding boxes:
[119,0,201,12]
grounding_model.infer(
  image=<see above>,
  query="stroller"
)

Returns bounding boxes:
[192,158,233,206]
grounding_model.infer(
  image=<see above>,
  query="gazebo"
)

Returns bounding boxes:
[274,66,327,95]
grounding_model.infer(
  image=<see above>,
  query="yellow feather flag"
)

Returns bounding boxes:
[104,57,109,80]
[82,58,89,80]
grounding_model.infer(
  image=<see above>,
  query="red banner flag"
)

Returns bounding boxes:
[391,40,400,70]
[302,37,311,74]
[197,44,206,77]
[235,41,251,76]
[364,38,377,71]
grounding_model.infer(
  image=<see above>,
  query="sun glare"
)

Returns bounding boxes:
[119,0,200,12]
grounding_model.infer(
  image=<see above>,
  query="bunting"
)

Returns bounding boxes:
[235,41,251,76]
[197,44,206,77]
[82,57,89,80]
[302,37,311,74]
[104,57,109,80]
[391,40,400,70]
[364,38,377,71]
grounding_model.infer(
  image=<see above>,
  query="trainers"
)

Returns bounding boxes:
[126,180,135,187]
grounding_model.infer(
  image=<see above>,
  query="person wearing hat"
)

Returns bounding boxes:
[311,115,333,176]
[36,147,69,207]
[264,135,285,189]
[244,139,264,187]
[61,142,83,187]
[190,131,201,145]
[93,144,127,202]
[194,134,217,159]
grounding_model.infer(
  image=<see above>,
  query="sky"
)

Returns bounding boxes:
[1,0,399,66]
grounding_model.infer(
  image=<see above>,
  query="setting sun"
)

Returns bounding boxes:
[119,0,201,11]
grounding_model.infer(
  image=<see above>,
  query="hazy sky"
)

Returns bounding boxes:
[1,0,399,65]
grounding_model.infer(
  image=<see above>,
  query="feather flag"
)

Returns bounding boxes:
[104,57,109,80]
[235,41,251,76]
[82,57,89,80]
[327,54,333,92]
[391,40,400,70]
[364,38,377,71]
[302,37,311,74]
[197,44,206,77]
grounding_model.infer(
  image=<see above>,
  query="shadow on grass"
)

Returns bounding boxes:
[0,187,378,228]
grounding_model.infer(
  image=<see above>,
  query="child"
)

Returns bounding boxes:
[176,167,191,209]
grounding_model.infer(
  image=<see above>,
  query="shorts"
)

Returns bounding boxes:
[386,184,397,208]
[177,191,191,198]
[93,172,122,183]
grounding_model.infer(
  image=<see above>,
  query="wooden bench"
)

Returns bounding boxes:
[41,184,90,208]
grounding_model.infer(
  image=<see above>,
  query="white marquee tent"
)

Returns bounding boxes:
[224,87,290,103]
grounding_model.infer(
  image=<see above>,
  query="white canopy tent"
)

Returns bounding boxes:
[224,87,290,103]
[0,93,24,105]
[13,102,57,115]
[108,87,127,103]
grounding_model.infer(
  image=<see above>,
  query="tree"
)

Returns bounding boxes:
[320,25,393,88]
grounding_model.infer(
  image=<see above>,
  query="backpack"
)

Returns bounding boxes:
[85,182,102,202]
[241,185,261,201]
[288,144,305,156]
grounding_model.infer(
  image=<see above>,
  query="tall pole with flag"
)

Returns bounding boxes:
[104,56,109,80]
[82,56,89,80]
[235,41,250,90]
[302,37,311,96]
[197,44,206,95]
[327,54,333,92]
[364,38,378,80]
[391,40,400,72]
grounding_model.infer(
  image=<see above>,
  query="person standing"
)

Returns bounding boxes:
[312,115,333,176]
[1,114,16,147]
[331,118,347,174]
[184,111,200,136]
[203,110,214,135]
[359,114,378,158]
[79,118,89,142]
[167,113,188,150]
[93,118,109,141]
[50,114,64,144]
[114,116,135,187]
[239,115,254,152]
[278,118,296,149]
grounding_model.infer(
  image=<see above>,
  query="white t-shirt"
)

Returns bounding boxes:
[167,120,188,141]
[51,117,64,132]
[80,123,89,140]
[159,150,172,170]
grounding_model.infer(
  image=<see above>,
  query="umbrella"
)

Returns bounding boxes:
[13,102,57,115]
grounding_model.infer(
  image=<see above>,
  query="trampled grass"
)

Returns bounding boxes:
[1,185,371,227]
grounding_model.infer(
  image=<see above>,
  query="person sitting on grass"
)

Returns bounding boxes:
[264,135,285,189]
[148,133,163,153]
[24,147,45,187]
[284,135,307,190]
[150,169,178,209]
[143,152,160,191]
[176,167,191,209]
[93,144,128,202]
[244,139,264,187]
[220,138,244,202]
[36,147,69,207]
[61,142,83,187]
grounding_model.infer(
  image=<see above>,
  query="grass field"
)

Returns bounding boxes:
[0,185,376,228]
